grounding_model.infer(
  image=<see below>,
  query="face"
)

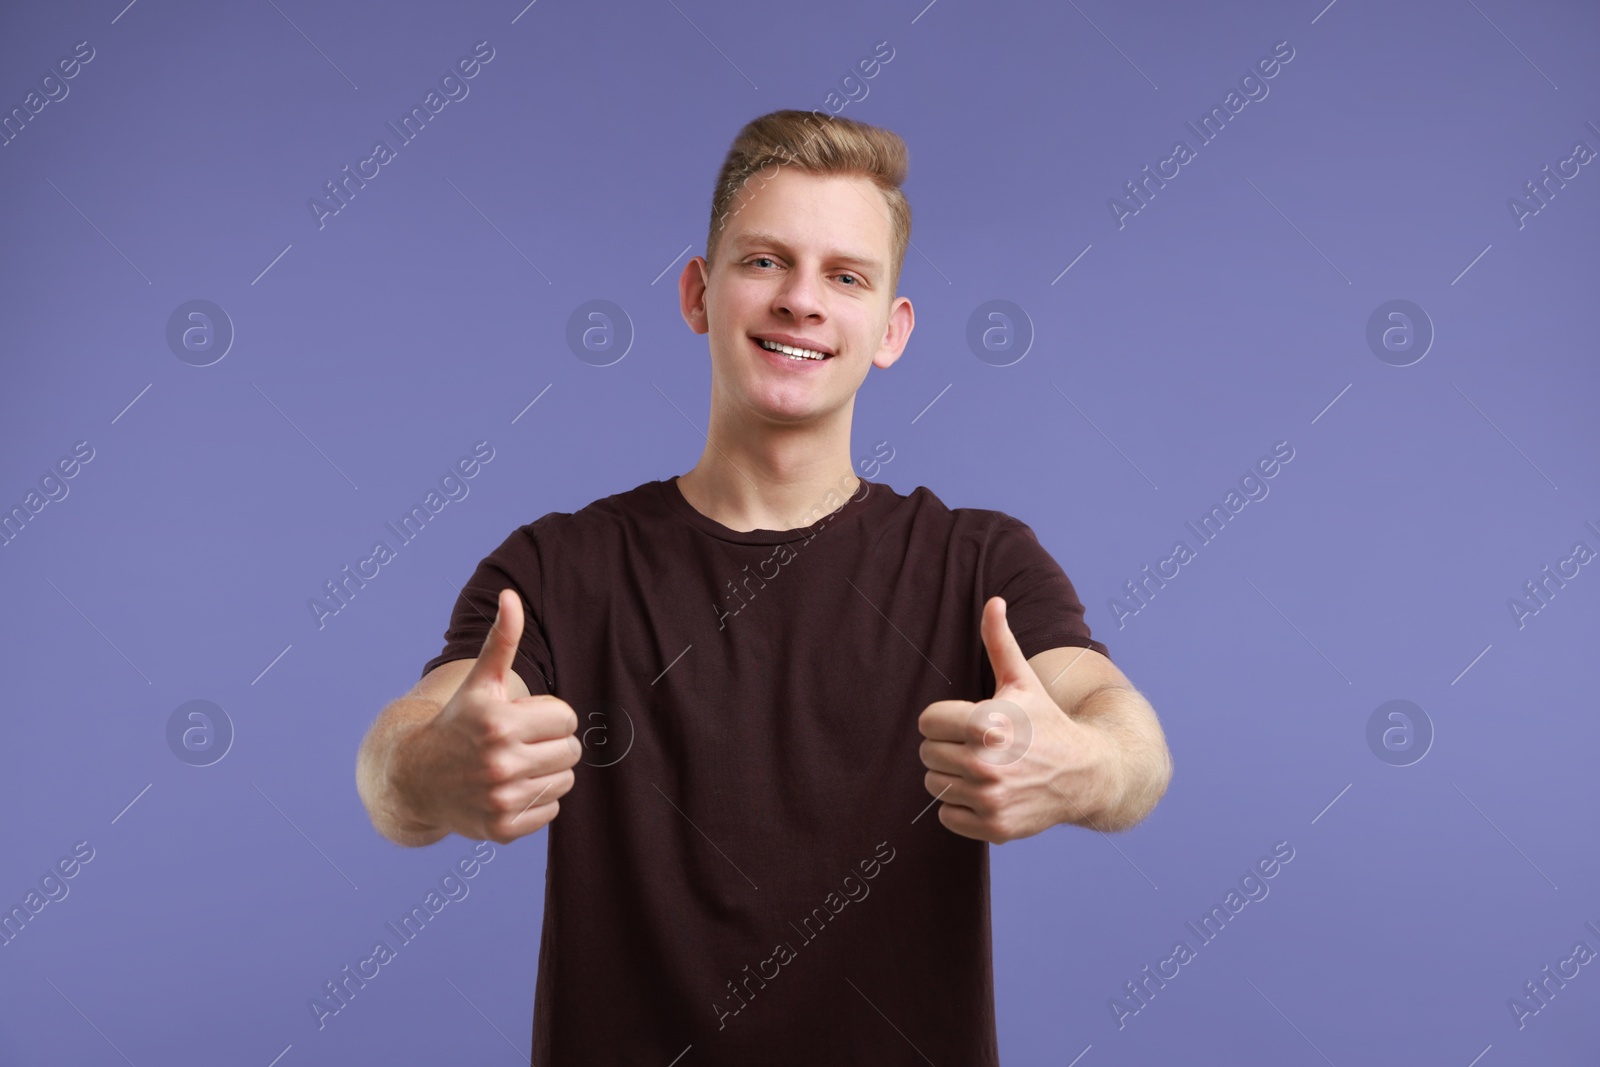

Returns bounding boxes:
[680,167,913,427]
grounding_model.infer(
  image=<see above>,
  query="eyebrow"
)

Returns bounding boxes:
[730,231,883,274]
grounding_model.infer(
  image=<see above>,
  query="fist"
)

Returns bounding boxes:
[918,596,1106,844]
[403,588,581,845]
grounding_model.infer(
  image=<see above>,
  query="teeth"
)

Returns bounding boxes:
[757,338,828,361]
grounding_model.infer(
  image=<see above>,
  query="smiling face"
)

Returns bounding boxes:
[681,166,913,429]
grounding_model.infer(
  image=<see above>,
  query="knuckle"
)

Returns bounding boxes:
[488,814,523,842]
[478,713,512,747]
[965,717,999,747]
[484,783,517,815]
[968,758,1003,785]
[481,751,517,785]
[520,799,558,830]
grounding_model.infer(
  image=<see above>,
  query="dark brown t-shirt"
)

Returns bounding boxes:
[421,475,1109,1065]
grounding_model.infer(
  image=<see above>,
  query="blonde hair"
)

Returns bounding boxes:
[706,109,911,296]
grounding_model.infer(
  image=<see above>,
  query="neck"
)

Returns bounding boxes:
[676,406,861,534]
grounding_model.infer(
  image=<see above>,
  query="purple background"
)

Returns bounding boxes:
[2,0,1597,1063]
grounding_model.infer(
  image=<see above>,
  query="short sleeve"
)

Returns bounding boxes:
[983,515,1110,664]
[420,523,555,696]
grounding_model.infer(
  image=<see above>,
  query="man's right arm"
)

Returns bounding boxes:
[356,588,577,848]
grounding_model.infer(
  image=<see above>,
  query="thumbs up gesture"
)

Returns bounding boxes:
[917,596,1114,844]
[399,588,583,845]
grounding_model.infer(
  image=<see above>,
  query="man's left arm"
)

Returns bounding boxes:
[1025,641,1172,833]
[918,595,1173,842]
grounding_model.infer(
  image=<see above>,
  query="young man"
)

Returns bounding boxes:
[357,109,1171,1064]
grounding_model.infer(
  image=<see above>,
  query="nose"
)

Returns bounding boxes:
[772,263,825,321]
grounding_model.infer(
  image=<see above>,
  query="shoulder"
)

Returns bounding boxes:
[463,480,662,572]
[862,484,1054,559]
[874,482,1002,525]
[522,478,669,540]
[863,488,1061,582]
[897,485,1040,541]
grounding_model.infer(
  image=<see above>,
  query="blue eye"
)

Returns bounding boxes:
[746,257,861,287]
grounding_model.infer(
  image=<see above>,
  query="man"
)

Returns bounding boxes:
[356,108,1171,1064]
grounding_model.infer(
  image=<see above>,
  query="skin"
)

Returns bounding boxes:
[920,597,1172,840]
[356,590,579,847]
[674,166,913,533]
[356,165,1171,849]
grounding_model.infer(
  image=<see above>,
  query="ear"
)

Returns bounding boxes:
[872,294,914,370]
[679,255,711,336]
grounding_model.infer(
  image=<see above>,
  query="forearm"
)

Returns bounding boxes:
[356,696,451,848]
[1065,685,1172,833]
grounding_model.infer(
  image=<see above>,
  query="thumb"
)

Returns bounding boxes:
[465,588,524,694]
[981,595,1034,697]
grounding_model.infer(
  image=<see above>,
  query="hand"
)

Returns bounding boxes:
[399,588,581,845]
[917,596,1115,843]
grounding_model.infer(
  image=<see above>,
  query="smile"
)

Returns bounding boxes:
[754,337,832,361]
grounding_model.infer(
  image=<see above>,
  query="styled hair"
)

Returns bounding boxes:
[705,109,911,297]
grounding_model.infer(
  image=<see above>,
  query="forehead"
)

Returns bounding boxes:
[723,168,891,271]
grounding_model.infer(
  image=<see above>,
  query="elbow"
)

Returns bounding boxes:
[1101,744,1173,834]
[378,824,449,849]
[355,727,446,849]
